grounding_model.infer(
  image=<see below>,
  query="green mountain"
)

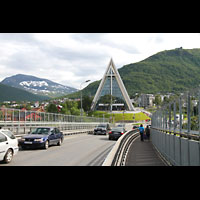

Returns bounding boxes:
[119,47,200,95]
[67,47,200,98]
[0,83,49,102]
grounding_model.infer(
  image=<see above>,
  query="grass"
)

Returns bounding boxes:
[88,111,151,123]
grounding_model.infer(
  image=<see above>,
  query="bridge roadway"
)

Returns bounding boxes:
[3,133,116,166]
[1,123,167,166]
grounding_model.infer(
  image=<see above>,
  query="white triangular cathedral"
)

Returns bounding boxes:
[91,58,134,111]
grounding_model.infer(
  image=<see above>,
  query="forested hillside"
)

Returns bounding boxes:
[0,83,49,102]
[67,48,200,98]
[119,48,200,95]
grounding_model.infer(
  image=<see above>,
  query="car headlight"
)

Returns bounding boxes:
[21,138,25,141]
[34,138,44,142]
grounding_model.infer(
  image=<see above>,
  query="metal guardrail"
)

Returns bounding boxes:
[0,107,109,135]
[14,128,94,139]
[151,127,200,166]
[151,87,200,136]
[0,107,106,123]
[151,87,200,165]
[102,129,139,166]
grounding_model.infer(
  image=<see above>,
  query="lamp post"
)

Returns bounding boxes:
[80,80,91,116]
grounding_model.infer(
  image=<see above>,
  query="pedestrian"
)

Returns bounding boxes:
[145,125,150,141]
[139,124,144,141]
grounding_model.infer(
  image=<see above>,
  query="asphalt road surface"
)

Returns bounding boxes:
[2,134,116,166]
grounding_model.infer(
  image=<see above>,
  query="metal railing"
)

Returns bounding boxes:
[151,87,200,165]
[0,107,109,135]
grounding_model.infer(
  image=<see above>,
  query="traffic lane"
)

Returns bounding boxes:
[3,134,116,166]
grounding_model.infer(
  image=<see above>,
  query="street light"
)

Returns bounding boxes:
[80,80,91,116]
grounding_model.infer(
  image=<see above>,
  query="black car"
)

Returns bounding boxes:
[94,124,111,135]
[132,125,139,130]
[117,124,127,132]
[19,127,64,150]
[108,127,126,140]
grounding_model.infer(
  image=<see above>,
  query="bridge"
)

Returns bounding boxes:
[103,88,200,166]
[1,87,200,166]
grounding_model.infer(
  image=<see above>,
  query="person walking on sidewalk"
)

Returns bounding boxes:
[145,125,150,141]
[139,124,144,141]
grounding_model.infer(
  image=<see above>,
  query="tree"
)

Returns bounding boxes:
[82,96,93,112]
[154,95,162,106]
[70,107,80,115]
[46,104,58,113]
[61,100,80,116]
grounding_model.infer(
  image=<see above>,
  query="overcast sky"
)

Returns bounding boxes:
[0,33,200,89]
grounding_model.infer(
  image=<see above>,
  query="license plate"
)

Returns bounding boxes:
[113,132,119,135]
[24,141,32,144]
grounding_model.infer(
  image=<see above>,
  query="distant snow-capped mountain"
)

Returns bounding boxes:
[1,74,78,98]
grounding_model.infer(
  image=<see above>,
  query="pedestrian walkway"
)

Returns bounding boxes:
[125,136,167,166]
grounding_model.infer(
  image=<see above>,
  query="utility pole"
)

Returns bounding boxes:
[80,80,91,116]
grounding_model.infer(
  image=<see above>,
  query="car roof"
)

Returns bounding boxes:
[35,127,54,130]
[0,129,13,137]
[0,129,12,133]
[112,127,124,130]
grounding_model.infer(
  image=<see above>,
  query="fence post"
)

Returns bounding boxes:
[174,100,176,132]
[179,96,182,134]
[198,90,200,137]
[187,92,191,134]
[169,103,172,132]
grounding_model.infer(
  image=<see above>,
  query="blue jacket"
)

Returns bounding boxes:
[139,127,144,133]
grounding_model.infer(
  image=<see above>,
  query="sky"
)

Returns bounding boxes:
[0,33,200,89]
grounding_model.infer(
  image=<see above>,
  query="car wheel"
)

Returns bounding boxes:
[4,149,13,163]
[57,138,62,146]
[44,140,49,149]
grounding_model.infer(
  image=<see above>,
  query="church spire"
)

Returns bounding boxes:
[91,58,134,111]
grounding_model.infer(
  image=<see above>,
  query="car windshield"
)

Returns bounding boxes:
[117,124,124,127]
[2,130,16,139]
[112,127,124,132]
[32,128,50,135]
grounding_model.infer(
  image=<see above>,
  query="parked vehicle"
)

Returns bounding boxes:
[94,123,111,135]
[19,127,64,150]
[132,125,139,130]
[108,127,126,140]
[117,124,127,132]
[0,129,19,163]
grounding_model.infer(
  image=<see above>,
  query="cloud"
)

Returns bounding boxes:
[0,33,147,89]
[1,33,200,90]
[0,33,110,89]
[70,33,140,54]
[154,35,164,44]
[70,33,107,43]
[0,33,39,46]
